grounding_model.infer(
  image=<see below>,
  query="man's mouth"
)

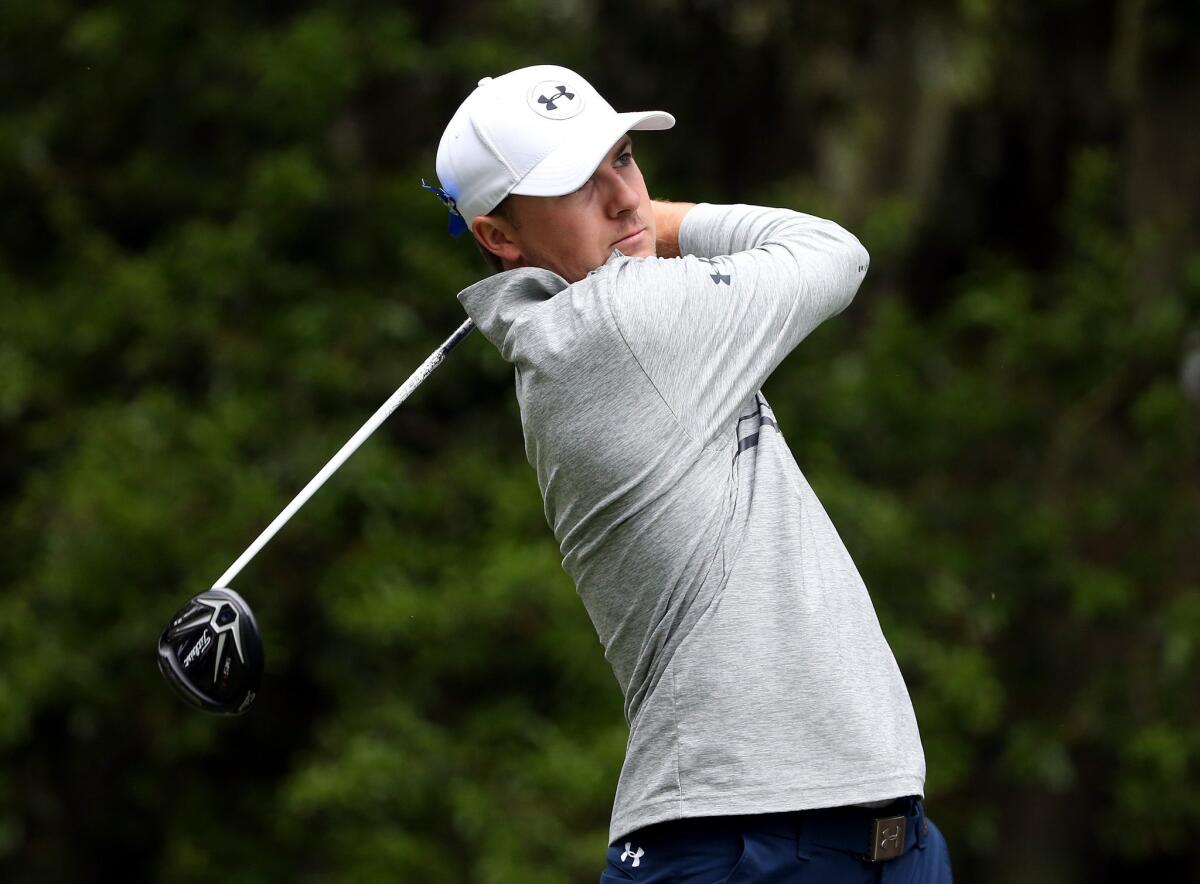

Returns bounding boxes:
[613,228,647,248]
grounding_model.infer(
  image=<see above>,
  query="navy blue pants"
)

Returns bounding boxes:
[601,799,953,883]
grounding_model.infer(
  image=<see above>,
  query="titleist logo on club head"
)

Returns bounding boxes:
[182,629,211,668]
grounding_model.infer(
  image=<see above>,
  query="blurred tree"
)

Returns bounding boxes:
[0,1,1197,882]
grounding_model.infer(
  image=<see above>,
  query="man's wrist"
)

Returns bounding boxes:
[652,200,696,258]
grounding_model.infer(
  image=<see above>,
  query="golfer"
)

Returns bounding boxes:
[428,65,953,883]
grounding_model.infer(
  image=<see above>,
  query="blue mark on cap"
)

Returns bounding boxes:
[421,179,468,237]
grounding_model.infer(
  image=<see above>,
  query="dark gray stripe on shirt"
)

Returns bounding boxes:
[736,415,779,454]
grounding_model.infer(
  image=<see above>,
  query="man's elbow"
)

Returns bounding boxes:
[830,224,870,313]
[844,230,870,281]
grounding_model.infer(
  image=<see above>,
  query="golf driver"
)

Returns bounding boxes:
[158,318,476,714]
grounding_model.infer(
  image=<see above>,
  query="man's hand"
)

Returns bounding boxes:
[652,201,696,259]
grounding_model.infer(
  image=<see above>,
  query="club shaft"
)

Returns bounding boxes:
[213,318,476,589]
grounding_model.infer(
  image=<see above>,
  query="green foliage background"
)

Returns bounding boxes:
[2,1,1198,881]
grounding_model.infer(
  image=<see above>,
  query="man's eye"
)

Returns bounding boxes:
[616,151,633,166]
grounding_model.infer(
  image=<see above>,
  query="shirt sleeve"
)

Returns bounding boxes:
[605,203,870,446]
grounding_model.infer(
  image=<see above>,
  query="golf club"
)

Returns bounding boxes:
[158,318,476,714]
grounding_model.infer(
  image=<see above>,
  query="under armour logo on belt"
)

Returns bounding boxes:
[537,85,575,111]
[620,842,644,867]
[869,815,907,862]
[879,825,901,850]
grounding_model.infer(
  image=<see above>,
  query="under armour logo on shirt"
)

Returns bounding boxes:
[620,843,644,867]
[698,258,732,285]
[537,85,575,111]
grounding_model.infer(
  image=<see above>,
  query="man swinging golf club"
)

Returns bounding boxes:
[429,65,954,883]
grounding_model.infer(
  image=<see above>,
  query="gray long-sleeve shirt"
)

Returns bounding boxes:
[457,203,925,843]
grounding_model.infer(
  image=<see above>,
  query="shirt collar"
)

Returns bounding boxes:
[456,266,569,356]
[455,251,627,356]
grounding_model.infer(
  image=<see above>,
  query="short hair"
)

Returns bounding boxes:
[474,197,516,274]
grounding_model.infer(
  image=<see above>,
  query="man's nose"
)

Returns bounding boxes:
[599,169,639,216]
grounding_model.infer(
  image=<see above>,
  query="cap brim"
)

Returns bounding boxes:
[509,110,675,199]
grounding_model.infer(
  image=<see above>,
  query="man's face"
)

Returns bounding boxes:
[474,136,655,283]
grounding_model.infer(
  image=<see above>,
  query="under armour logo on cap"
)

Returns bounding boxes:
[528,80,585,119]
[538,85,574,111]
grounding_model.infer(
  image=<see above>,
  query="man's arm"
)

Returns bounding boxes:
[610,203,870,445]
[652,200,696,259]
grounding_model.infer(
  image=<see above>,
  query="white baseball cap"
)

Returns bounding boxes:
[429,65,674,234]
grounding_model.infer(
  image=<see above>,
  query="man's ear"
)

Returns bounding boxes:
[471,214,523,268]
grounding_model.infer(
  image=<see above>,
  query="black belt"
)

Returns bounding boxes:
[742,796,928,863]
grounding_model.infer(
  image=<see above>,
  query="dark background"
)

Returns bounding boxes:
[2,1,1199,881]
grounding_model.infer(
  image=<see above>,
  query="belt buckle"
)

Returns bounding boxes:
[869,814,907,862]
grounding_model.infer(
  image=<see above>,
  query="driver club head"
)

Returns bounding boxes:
[158,587,263,715]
